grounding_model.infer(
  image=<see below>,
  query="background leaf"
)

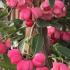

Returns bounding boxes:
[49,0,55,7]
[31,34,44,54]
[0,54,16,70]
[53,43,70,59]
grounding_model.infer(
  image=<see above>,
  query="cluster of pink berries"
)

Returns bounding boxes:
[0,37,70,70]
[7,49,70,70]
[1,47,69,70]
[7,49,48,70]
[9,49,69,70]
[6,0,66,27]
[47,26,70,45]
[0,41,48,70]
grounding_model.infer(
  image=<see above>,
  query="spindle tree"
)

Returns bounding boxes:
[0,0,70,70]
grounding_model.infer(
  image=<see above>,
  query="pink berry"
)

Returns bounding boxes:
[0,43,7,54]
[40,0,52,21]
[36,67,49,70]
[32,52,46,67]
[7,49,22,64]
[68,32,70,35]
[31,7,43,19]
[6,0,17,8]
[53,0,66,18]
[54,30,61,39]
[26,19,33,27]
[40,0,51,11]
[47,26,56,38]
[62,7,67,17]
[51,62,69,70]
[50,38,57,45]
[17,0,25,8]
[19,8,31,20]
[5,38,11,48]
[17,60,33,70]
[60,63,69,70]
[62,32,70,42]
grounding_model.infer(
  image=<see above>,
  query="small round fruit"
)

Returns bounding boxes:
[0,43,7,54]
[32,52,46,67]
[26,19,33,27]
[17,60,33,70]
[7,49,22,64]
[5,38,11,48]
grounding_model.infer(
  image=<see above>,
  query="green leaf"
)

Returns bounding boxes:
[3,54,16,70]
[31,34,44,54]
[52,43,62,57]
[0,21,17,38]
[18,37,30,53]
[37,18,58,27]
[0,9,8,19]
[37,19,48,27]
[49,0,55,7]
[18,39,25,52]
[53,43,70,59]
[57,46,70,58]
[0,12,6,18]
[67,8,70,17]
[14,19,23,28]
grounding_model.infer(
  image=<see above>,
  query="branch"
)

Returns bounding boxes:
[42,27,52,69]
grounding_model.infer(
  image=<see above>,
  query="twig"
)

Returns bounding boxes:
[42,27,52,70]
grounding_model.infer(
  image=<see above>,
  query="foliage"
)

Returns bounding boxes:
[0,0,70,70]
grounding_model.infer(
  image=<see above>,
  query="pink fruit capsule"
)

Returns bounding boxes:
[7,49,22,64]
[0,43,7,54]
[19,8,31,20]
[17,60,33,70]
[32,52,46,67]
[6,0,17,8]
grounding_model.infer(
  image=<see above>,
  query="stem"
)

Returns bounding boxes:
[42,27,52,69]
[29,22,36,39]
[5,9,13,18]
